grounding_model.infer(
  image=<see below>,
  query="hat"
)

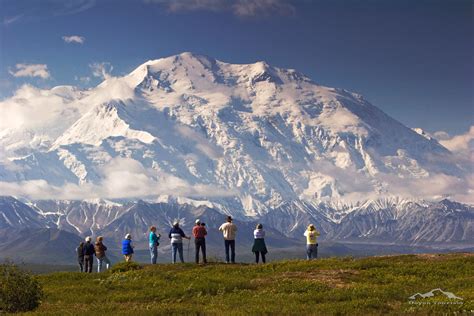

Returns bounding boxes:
[85,236,92,242]
[125,233,132,240]
[195,219,201,224]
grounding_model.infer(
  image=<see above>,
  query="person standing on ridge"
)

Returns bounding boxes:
[304,224,320,260]
[95,236,111,272]
[219,215,238,263]
[122,234,134,262]
[192,219,207,264]
[149,226,161,264]
[252,223,268,264]
[83,236,95,273]
[168,221,190,263]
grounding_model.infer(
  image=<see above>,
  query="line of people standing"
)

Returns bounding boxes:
[76,216,321,272]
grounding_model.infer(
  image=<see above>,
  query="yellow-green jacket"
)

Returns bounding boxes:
[304,229,320,245]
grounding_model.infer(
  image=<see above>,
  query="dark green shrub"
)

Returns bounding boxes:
[109,261,142,273]
[0,262,43,313]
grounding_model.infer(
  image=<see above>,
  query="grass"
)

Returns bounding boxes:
[21,253,473,315]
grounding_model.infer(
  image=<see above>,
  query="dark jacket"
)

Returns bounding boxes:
[94,242,107,259]
[168,227,186,243]
[252,239,268,254]
[77,244,84,259]
[83,242,95,256]
[122,239,134,255]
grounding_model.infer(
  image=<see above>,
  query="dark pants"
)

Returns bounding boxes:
[78,258,84,272]
[195,238,207,264]
[255,252,266,263]
[306,244,318,260]
[84,255,93,273]
[224,240,235,263]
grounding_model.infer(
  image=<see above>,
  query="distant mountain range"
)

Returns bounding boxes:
[1,195,472,264]
[1,196,472,245]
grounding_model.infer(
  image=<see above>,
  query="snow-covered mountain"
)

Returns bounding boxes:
[1,53,467,212]
[0,53,472,247]
[0,196,472,246]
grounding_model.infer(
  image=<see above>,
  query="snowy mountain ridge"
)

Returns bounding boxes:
[0,196,472,246]
[0,53,470,219]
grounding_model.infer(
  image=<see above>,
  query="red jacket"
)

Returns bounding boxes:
[192,225,207,238]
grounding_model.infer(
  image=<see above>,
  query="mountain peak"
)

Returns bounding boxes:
[123,53,317,97]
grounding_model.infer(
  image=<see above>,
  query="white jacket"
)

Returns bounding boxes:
[219,222,237,240]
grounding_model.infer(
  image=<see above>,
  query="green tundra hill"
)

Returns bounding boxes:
[21,253,473,315]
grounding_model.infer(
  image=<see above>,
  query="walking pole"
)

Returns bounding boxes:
[187,238,191,262]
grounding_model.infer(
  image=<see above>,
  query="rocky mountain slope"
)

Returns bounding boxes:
[0,196,471,247]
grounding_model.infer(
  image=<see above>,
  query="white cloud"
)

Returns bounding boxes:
[0,157,235,200]
[433,126,474,169]
[145,0,296,17]
[302,158,474,204]
[175,125,223,160]
[433,130,450,140]
[437,126,474,153]
[376,172,471,202]
[0,84,87,155]
[62,35,85,44]
[90,62,113,80]
[0,85,68,130]
[9,64,51,79]
[98,157,234,198]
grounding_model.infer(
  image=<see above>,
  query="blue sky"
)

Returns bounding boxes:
[0,0,472,134]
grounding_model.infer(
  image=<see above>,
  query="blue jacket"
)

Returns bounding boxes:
[122,239,134,255]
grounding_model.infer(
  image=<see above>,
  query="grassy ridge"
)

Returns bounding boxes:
[24,253,473,315]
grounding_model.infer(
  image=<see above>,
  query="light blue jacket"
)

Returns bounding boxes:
[149,232,160,247]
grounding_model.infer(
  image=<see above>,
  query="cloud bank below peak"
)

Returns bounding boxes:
[0,157,235,201]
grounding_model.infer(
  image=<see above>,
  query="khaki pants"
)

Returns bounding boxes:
[124,254,133,262]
